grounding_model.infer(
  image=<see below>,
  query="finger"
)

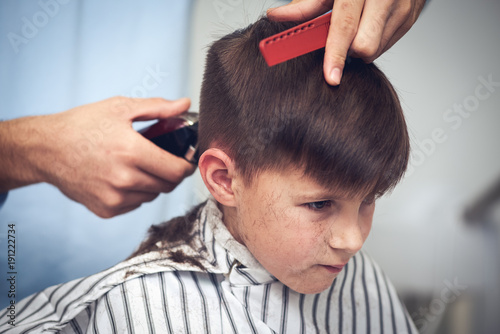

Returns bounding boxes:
[109,164,180,194]
[348,0,393,61]
[130,97,191,121]
[94,194,155,218]
[133,173,179,193]
[110,96,191,121]
[323,0,365,86]
[267,0,333,22]
[106,204,139,218]
[136,135,197,186]
[117,191,159,208]
[128,191,159,205]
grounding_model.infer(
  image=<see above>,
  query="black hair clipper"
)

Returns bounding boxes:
[139,112,199,164]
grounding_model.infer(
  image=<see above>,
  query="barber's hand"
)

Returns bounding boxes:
[51,97,196,218]
[0,97,195,218]
[267,0,426,85]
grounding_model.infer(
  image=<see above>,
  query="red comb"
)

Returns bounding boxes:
[259,12,332,67]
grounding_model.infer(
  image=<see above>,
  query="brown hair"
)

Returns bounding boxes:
[198,17,409,198]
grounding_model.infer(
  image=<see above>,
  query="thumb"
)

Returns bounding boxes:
[128,97,191,122]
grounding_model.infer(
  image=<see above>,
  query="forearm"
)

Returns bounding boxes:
[0,116,49,192]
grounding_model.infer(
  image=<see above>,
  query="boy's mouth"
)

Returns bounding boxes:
[320,264,345,274]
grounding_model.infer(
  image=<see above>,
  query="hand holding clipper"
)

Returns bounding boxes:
[139,112,199,164]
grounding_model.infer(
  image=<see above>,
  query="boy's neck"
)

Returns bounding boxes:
[217,202,245,246]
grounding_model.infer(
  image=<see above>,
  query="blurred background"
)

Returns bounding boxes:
[1,1,499,333]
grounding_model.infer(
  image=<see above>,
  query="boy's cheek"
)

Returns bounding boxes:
[361,217,374,241]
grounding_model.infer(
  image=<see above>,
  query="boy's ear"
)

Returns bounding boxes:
[198,148,238,207]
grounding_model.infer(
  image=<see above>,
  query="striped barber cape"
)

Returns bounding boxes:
[0,198,417,333]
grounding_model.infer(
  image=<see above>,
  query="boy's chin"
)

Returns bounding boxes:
[285,278,336,295]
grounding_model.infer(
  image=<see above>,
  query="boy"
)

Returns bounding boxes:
[0,18,415,333]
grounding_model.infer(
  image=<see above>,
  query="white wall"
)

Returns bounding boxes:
[367,1,500,331]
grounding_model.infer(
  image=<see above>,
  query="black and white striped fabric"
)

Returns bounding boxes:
[0,199,416,333]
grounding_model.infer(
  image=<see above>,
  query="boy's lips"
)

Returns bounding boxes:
[320,263,346,274]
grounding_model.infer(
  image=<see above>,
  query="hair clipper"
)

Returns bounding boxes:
[138,112,199,164]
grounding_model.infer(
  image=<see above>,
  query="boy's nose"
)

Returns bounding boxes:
[328,212,364,254]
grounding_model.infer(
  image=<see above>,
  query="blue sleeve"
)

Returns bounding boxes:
[0,192,7,210]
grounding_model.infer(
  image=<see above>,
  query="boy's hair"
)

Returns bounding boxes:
[198,17,409,198]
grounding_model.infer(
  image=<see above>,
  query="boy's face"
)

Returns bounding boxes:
[226,167,374,294]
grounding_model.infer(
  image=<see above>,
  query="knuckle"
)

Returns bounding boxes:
[111,169,136,189]
[111,95,129,106]
[339,0,352,12]
[112,95,126,102]
[169,167,187,184]
[165,162,194,187]
[162,184,176,193]
[97,209,115,219]
[101,191,125,210]
[144,193,160,203]
[114,137,141,162]
[332,0,361,35]
[368,10,388,34]
[121,139,140,158]
[93,204,117,219]
[150,97,167,104]
[396,0,413,19]
[337,13,358,35]
[351,22,383,58]
[379,0,396,9]
[328,52,347,66]
[111,96,133,115]
[352,37,379,59]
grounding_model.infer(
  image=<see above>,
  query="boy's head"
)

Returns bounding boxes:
[198,18,409,294]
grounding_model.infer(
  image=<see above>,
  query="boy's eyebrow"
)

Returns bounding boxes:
[296,173,379,202]
[293,188,374,203]
[293,190,351,202]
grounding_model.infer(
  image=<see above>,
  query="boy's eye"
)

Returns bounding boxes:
[306,200,332,211]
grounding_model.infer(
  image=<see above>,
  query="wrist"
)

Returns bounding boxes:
[0,116,51,191]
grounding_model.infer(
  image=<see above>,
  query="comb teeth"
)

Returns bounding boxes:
[259,12,332,67]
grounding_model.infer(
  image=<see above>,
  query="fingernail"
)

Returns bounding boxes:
[330,67,342,85]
